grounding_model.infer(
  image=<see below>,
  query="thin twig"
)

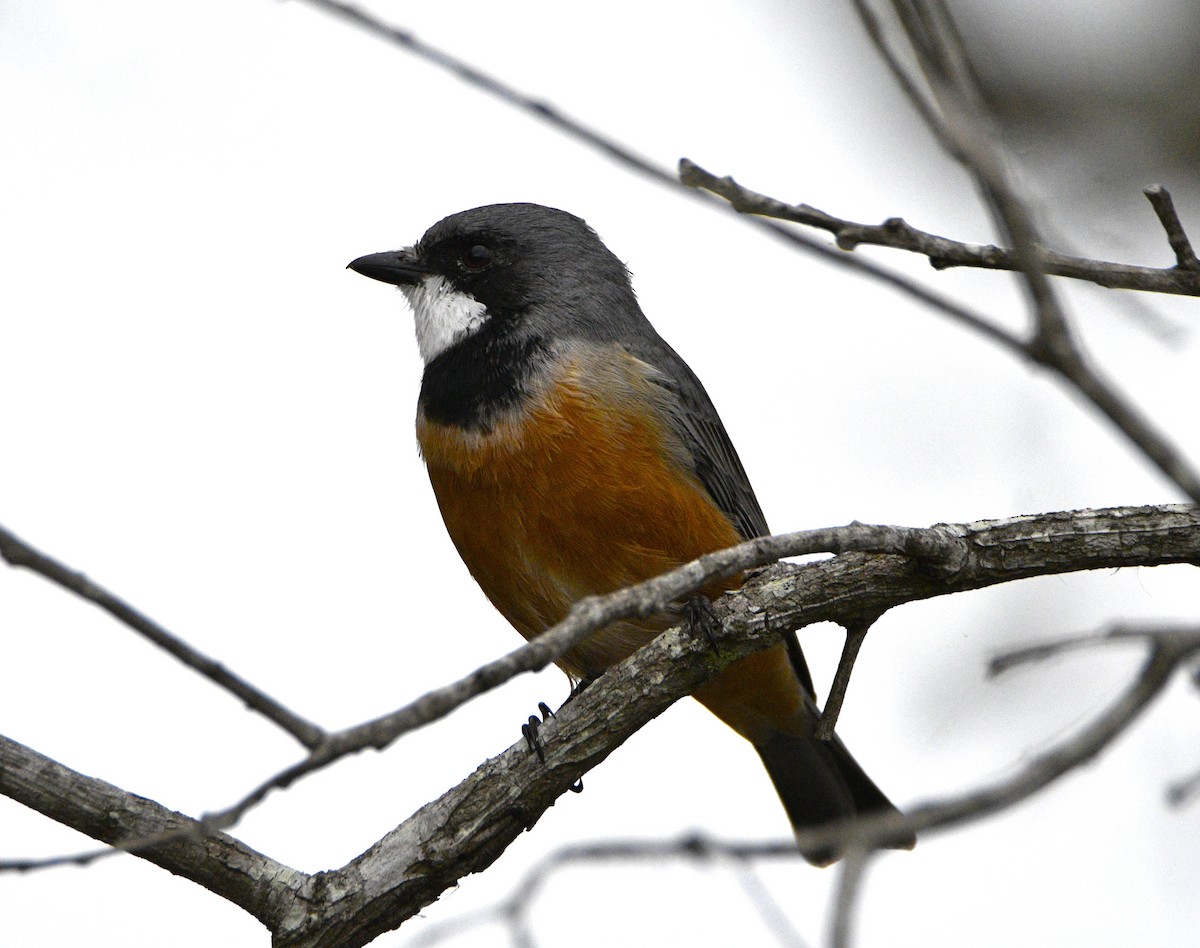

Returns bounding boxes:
[686,153,1200,504]
[0,524,326,749]
[679,159,1200,297]
[1144,185,1200,271]
[863,0,1074,357]
[902,627,1197,832]
[1167,768,1200,807]
[851,0,961,160]
[829,848,872,948]
[744,210,1027,358]
[731,863,812,948]
[847,1,1200,504]
[815,619,873,740]
[988,622,1196,676]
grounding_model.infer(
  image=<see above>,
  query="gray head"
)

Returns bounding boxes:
[348,203,646,364]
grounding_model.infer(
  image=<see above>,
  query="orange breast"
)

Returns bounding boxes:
[416,346,744,680]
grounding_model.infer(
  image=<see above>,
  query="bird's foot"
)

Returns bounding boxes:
[685,595,723,652]
[520,699,584,792]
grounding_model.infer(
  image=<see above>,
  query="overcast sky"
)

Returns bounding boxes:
[2,2,1198,946]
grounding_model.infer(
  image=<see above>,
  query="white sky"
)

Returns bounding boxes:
[2,2,1199,946]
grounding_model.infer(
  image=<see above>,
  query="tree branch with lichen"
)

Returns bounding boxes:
[4,505,1198,947]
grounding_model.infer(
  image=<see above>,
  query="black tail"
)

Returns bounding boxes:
[755,730,915,866]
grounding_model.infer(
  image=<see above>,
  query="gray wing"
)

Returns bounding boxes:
[626,335,769,542]
[626,336,821,697]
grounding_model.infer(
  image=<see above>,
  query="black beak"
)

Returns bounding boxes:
[347,248,425,287]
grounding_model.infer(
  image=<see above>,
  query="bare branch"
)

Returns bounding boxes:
[6,505,1196,881]
[815,619,873,740]
[0,733,307,930]
[269,506,1198,946]
[406,835,815,947]
[987,622,1193,675]
[851,0,958,159]
[731,864,811,948]
[1167,768,1200,807]
[679,159,1200,297]
[414,623,1200,948]
[856,2,1200,503]
[686,158,1200,505]
[883,0,1075,360]
[829,848,871,948]
[1144,185,1200,271]
[898,626,1197,832]
[0,524,326,749]
[8,506,1192,942]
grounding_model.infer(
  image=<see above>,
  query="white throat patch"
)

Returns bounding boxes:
[400,274,489,363]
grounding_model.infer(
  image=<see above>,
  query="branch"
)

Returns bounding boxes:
[406,624,1200,947]
[830,849,871,948]
[0,733,307,932]
[816,618,873,739]
[1,520,963,874]
[679,160,1200,297]
[1,519,966,875]
[5,506,1197,943]
[874,0,1074,365]
[172,523,968,837]
[269,504,1199,946]
[1144,184,1200,271]
[0,524,325,749]
[907,624,1193,829]
[685,156,1200,505]
[291,1,1052,363]
[194,503,1200,841]
[846,1,1200,504]
[405,836,815,948]
[1168,768,1200,807]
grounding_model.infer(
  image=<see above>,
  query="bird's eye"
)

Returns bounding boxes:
[461,244,494,271]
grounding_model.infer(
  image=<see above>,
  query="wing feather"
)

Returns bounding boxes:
[623,337,768,542]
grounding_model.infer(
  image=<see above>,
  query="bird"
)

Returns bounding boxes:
[348,203,912,864]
